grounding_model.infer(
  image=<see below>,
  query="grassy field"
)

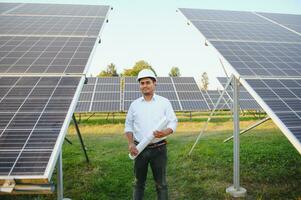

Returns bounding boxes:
[2,113,301,200]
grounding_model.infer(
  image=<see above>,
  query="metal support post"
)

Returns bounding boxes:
[72,114,89,163]
[226,77,246,197]
[57,151,63,200]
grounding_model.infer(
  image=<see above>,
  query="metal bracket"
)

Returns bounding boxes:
[224,116,270,143]
[72,114,89,163]
[0,179,16,193]
[188,75,234,155]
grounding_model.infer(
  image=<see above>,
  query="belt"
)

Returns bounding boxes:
[134,140,167,149]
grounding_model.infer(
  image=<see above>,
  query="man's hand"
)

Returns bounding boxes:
[129,143,138,156]
[153,130,166,138]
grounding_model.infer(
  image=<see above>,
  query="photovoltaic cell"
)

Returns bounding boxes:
[0,36,95,74]
[179,8,266,23]
[172,77,209,111]
[211,41,301,77]
[190,21,301,42]
[7,3,110,17]
[243,78,301,153]
[179,8,301,42]
[124,76,136,84]
[0,16,105,37]
[172,77,196,84]
[0,3,21,14]
[258,12,301,34]
[0,76,82,178]
[75,77,121,112]
[180,9,301,77]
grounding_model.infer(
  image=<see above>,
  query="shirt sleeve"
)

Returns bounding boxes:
[124,103,134,134]
[165,100,178,133]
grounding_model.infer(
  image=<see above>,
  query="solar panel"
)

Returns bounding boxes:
[180,8,301,154]
[0,16,105,37]
[0,36,96,74]
[179,8,301,42]
[124,76,137,84]
[180,9,301,77]
[242,78,301,153]
[0,2,110,186]
[211,41,301,77]
[217,77,261,110]
[75,77,121,112]
[179,8,266,23]
[0,76,84,180]
[7,3,110,17]
[258,12,301,34]
[203,90,231,110]
[0,3,21,14]
[172,77,209,111]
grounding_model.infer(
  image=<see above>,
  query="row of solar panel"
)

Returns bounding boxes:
[0,2,110,182]
[180,9,301,78]
[75,77,261,112]
[179,8,301,153]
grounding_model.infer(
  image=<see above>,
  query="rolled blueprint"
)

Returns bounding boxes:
[129,117,169,160]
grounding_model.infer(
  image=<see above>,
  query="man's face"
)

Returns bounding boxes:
[139,77,156,95]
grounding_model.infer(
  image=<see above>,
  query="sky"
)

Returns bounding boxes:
[2,0,301,89]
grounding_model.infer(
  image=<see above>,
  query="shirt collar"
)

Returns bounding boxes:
[141,93,156,102]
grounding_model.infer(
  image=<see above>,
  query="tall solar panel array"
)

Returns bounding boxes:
[123,77,182,111]
[0,2,110,188]
[122,76,209,112]
[180,8,301,154]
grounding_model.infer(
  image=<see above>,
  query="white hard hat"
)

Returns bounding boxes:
[136,69,157,82]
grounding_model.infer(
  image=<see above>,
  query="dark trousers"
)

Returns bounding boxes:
[133,144,168,200]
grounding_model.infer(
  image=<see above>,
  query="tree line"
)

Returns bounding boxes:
[97,60,209,90]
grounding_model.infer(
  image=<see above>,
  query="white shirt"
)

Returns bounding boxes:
[124,94,178,143]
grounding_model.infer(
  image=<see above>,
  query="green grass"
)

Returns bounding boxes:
[2,119,301,200]
[74,111,267,125]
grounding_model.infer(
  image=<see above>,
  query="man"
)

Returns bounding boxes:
[125,69,178,200]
